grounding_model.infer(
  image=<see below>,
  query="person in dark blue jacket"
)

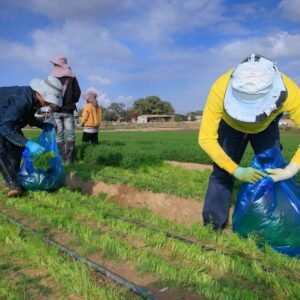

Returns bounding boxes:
[0,75,63,197]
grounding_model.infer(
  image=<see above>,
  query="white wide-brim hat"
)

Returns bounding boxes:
[224,54,287,123]
[30,75,63,107]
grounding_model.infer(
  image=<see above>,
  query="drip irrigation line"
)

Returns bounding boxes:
[0,210,156,300]
[77,201,300,282]
[79,200,217,251]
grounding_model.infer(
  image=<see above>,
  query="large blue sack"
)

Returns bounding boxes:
[232,147,300,256]
[18,128,65,191]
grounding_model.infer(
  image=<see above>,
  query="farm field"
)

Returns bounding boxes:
[0,128,299,299]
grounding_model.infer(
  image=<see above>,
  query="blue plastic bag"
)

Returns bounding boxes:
[232,147,300,256]
[18,128,65,191]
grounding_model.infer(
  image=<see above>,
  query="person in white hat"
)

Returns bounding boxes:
[50,56,81,164]
[199,54,300,230]
[0,75,63,197]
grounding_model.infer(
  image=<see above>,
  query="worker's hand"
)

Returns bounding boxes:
[266,162,300,182]
[25,141,45,156]
[234,167,267,183]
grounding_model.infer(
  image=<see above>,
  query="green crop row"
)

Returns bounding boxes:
[1,188,300,299]
[0,216,127,300]
[24,129,299,167]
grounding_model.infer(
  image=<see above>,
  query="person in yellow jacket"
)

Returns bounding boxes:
[199,53,300,230]
[81,91,102,144]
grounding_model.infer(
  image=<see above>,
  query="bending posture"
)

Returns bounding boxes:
[199,53,300,230]
[51,56,81,164]
[0,76,63,197]
[81,91,102,144]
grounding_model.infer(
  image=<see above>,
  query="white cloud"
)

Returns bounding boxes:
[112,0,226,43]
[12,0,136,20]
[88,75,111,85]
[279,0,300,22]
[215,32,300,62]
[97,91,111,107]
[0,20,133,74]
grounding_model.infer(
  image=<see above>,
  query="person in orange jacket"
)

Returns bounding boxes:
[81,91,102,144]
[199,53,300,230]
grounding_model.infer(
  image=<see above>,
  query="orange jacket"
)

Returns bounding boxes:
[81,103,102,128]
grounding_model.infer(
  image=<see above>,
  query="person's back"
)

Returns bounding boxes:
[0,76,63,197]
[50,56,81,164]
[81,91,102,144]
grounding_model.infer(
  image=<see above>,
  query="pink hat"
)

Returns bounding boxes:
[50,56,75,78]
[82,91,97,100]
[50,56,70,67]
[83,91,98,107]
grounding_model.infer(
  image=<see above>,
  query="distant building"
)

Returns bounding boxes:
[137,114,175,123]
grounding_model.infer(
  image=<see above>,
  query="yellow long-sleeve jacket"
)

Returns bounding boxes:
[199,69,300,174]
[81,103,102,129]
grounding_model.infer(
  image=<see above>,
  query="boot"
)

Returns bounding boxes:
[0,155,23,197]
[57,142,66,163]
[65,141,75,164]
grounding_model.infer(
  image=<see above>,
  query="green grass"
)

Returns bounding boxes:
[0,215,127,299]
[23,128,300,204]
[24,128,299,166]
[1,187,300,299]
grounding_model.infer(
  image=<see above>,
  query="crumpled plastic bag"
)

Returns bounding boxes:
[18,128,65,191]
[232,147,300,256]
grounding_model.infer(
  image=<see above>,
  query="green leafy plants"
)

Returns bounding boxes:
[32,151,55,171]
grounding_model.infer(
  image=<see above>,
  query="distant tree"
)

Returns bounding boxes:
[132,96,175,115]
[187,110,203,117]
[103,102,126,121]
[174,114,188,122]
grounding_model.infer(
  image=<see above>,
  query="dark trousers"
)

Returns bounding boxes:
[82,132,99,144]
[202,119,281,229]
[0,134,23,172]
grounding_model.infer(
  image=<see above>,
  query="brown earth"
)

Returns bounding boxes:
[66,161,233,227]
[166,160,213,171]
[66,173,203,226]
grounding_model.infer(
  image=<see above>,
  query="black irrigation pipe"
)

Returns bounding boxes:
[76,200,300,282]
[0,210,157,300]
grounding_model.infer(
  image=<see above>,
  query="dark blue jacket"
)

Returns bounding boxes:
[0,86,41,147]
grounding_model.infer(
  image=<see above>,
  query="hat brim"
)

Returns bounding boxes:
[224,71,287,123]
[51,67,75,78]
[30,78,63,107]
[50,59,70,68]
[82,92,97,100]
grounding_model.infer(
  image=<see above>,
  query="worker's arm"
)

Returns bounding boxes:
[0,96,31,147]
[81,105,89,126]
[267,75,300,182]
[199,70,239,175]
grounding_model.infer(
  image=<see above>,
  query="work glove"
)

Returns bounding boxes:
[25,141,45,156]
[234,167,267,183]
[266,162,300,182]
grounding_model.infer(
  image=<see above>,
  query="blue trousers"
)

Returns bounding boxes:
[53,112,75,144]
[202,119,281,229]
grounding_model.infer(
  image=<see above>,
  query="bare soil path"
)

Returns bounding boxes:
[66,173,203,226]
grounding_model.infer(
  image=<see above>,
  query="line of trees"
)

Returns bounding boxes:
[77,95,202,122]
[101,96,175,122]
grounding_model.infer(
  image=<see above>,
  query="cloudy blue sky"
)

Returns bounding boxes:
[0,0,299,113]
